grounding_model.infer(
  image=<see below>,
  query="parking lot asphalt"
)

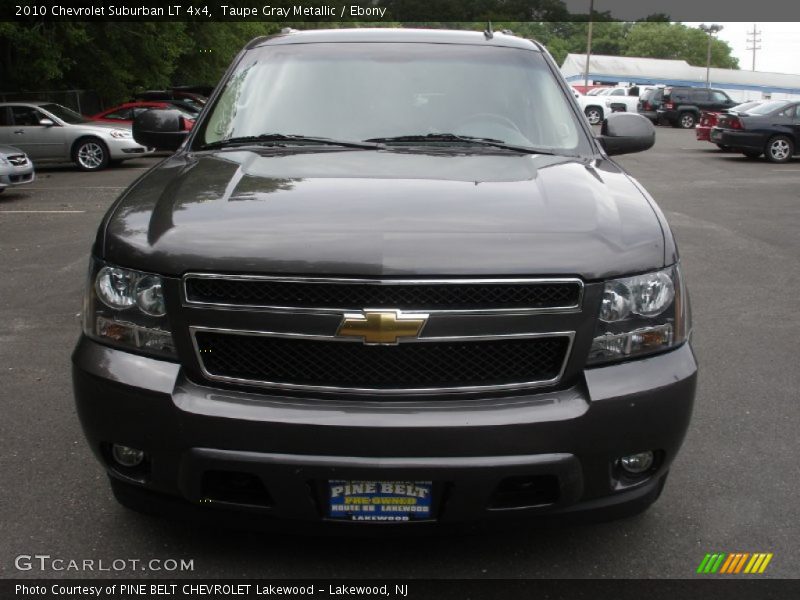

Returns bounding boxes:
[1,130,799,579]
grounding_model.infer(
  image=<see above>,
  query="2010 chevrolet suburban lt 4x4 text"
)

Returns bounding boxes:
[72,28,696,529]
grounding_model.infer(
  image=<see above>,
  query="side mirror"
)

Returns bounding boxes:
[39,118,55,127]
[132,109,189,151]
[597,112,655,156]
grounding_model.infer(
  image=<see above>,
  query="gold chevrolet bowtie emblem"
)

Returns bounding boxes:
[337,310,429,345]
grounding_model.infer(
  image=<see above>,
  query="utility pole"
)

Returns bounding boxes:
[583,0,594,90]
[746,24,761,71]
[699,24,723,88]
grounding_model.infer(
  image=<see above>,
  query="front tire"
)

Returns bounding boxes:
[678,112,696,129]
[765,135,794,163]
[72,138,110,171]
[584,106,603,125]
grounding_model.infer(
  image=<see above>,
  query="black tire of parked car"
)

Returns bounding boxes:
[584,106,603,125]
[764,135,794,164]
[72,137,110,171]
[677,112,696,129]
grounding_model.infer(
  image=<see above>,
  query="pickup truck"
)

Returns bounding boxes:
[72,28,696,530]
[578,87,641,124]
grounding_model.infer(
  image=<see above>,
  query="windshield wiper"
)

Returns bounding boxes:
[363,133,556,155]
[200,134,382,150]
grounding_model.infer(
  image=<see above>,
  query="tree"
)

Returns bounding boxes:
[623,22,739,69]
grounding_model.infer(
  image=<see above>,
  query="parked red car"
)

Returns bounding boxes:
[696,111,720,143]
[697,101,763,149]
[88,102,195,130]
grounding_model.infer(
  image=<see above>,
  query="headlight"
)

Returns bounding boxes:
[109,129,132,139]
[83,261,176,358]
[588,265,690,365]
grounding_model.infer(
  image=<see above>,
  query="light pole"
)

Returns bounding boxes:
[699,24,723,88]
[583,0,594,90]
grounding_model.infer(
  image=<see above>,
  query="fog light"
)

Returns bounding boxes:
[619,451,654,474]
[111,444,145,467]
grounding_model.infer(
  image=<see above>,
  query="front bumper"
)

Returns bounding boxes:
[105,138,153,160]
[72,338,697,526]
[0,163,35,189]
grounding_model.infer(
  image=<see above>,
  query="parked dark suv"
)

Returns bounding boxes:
[652,86,736,128]
[72,28,696,530]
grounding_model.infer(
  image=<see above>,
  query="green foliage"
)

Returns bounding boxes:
[623,22,739,69]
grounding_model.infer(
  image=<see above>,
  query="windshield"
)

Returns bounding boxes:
[198,42,587,154]
[746,100,790,115]
[730,101,760,113]
[40,103,87,124]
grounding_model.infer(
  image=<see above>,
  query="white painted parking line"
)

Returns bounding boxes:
[770,169,800,172]
[0,210,85,214]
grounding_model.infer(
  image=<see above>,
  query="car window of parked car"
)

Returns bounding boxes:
[667,89,689,102]
[609,89,625,96]
[747,100,791,115]
[0,107,11,126]
[795,105,800,119]
[40,103,88,124]
[689,90,709,102]
[201,42,589,154]
[710,91,729,103]
[103,109,132,120]
[10,106,46,126]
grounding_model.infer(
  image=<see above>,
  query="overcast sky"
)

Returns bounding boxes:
[682,22,800,75]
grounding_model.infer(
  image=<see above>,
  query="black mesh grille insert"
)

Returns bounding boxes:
[195,332,570,391]
[185,278,581,311]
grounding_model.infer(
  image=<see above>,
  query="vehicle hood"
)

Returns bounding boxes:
[102,150,666,279]
[73,121,130,134]
[0,145,25,156]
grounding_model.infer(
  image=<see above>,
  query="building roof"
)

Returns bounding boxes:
[561,54,800,95]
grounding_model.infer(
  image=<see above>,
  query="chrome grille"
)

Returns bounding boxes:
[184,274,583,314]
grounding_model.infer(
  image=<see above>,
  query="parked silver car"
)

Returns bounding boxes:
[0,145,34,193]
[0,102,152,171]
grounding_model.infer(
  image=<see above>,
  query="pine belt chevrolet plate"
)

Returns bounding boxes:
[328,480,434,522]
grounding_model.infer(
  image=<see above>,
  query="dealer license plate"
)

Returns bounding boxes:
[327,480,433,522]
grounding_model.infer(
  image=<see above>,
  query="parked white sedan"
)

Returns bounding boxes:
[0,102,152,171]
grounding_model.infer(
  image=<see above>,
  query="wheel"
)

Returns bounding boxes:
[584,106,603,125]
[72,138,109,171]
[742,150,761,159]
[716,144,731,151]
[678,112,696,129]
[765,135,794,163]
[0,188,5,194]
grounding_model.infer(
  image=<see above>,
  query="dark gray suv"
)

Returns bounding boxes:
[72,28,696,529]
